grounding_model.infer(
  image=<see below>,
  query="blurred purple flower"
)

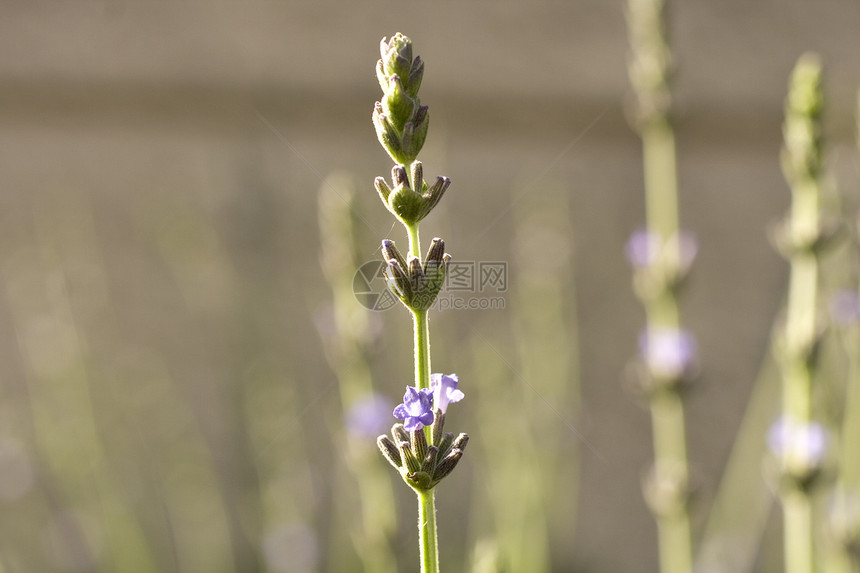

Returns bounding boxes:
[829,289,860,326]
[345,394,393,439]
[625,229,660,268]
[393,386,434,431]
[767,418,829,463]
[625,229,698,270]
[639,328,697,379]
[430,373,464,413]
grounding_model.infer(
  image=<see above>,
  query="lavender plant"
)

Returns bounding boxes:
[370,34,468,572]
[771,53,833,573]
[626,1,696,572]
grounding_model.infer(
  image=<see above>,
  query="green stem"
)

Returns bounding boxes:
[412,307,433,448]
[643,120,681,251]
[784,490,815,573]
[407,220,439,570]
[412,308,432,393]
[407,221,432,438]
[407,222,421,259]
[651,392,693,573]
[412,309,440,572]
[417,488,440,573]
[781,229,818,573]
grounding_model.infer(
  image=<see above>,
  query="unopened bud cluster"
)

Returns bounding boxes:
[375,162,450,227]
[374,34,430,166]
[378,411,468,491]
[382,238,450,311]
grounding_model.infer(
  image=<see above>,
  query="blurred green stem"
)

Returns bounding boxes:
[780,213,818,573]
[784,490,814,573]
[643,114,693,573]
[628,0,694,567]
[643,121,681,266]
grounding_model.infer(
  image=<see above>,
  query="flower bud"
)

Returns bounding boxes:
[392,423,411,444]
[437,432,454,455]
[381,239,408,271]
[424,238,446,270]
[451,433,469,452]
[411,161,425,193]
[433,447,464,481]
[421,445,439,474]
[377,435,402,469]
[373,176,392,203]
[384,258,412,301]
[411,427,428,461]
[398,440,421,474]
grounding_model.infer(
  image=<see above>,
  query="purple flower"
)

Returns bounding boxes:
[393,386,434,431]
[345,394,393,439]
[430,373,464,413]
[829,290,860,326]
[767,418,829,464]
[639,328,697,379]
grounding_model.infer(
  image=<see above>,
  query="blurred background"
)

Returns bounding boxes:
[1,1,860,571]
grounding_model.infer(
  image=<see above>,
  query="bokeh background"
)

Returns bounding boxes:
[1,1,860,571]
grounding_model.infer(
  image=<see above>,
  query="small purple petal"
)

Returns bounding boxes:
[393,385,435,430]
[393,404,409,419]
[431,373,464,413]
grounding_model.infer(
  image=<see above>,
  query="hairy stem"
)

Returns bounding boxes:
[407,221,421,259]
[417,488,440,573]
